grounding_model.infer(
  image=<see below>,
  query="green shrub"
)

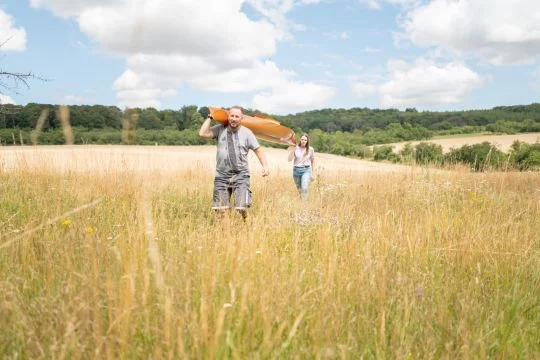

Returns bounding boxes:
[414,142,443,165]
[373,145,397,162]
[509,141,540,170]
[444,142,508,171]
[399,143,414,163]
[354,144,373,159]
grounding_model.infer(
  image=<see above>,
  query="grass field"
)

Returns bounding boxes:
[0,146,539,358]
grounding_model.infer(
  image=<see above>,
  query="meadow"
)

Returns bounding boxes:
[0,146,538,359]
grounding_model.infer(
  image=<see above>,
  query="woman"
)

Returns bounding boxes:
[288,133,315,198]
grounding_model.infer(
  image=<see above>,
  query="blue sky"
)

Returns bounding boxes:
[1,0,539,115]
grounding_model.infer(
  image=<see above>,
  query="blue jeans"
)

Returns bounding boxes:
[292,166,311,197]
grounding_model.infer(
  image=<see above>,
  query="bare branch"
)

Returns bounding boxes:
[0,70,48,94]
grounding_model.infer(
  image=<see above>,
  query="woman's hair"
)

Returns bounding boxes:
[299,133,309,156]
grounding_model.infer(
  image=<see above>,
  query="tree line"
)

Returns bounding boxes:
[0,102,539,149]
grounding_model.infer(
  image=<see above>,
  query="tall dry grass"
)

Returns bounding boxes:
[0,159,538,359]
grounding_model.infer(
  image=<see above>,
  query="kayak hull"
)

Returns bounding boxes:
[209,107,296,146]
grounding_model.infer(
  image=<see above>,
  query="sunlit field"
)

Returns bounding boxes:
[1,146,538,359]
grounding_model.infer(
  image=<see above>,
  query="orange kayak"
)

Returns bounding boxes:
[209,107,296,146]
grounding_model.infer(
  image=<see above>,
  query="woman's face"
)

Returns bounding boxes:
[300,136,308,147]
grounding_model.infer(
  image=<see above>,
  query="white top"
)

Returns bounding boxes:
[293,146,314,167]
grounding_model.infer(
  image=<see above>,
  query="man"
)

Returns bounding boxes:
[199,106,269,219]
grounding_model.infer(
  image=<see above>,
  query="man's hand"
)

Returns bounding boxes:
[261,166,269,177]
[280,133,296,146]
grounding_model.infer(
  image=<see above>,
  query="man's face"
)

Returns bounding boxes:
[228,108,243,129]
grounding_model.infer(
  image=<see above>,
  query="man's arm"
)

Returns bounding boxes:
[199,117,214,138]
[287,146,295,162]
[254,147,269,177]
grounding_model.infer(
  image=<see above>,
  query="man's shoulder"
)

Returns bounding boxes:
[239,125,255,135]
[212,123,226,131]
[239,126,257,139]
[211,124,226,137]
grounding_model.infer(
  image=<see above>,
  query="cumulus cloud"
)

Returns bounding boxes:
[77,2,277,66]
[379,59,483,107]
[33,0,331,112]
[0,9,27,51]
[112,69,178,109]
[352,58,484,108]
[189,61,296,92]
[0,94,16,104]
[401,0,540,65]
[120,56,299,105]
[63,94,96,104]
[30,0,115,18]
[252,81,336,114]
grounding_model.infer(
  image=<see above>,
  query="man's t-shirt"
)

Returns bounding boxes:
[211,124,260,176]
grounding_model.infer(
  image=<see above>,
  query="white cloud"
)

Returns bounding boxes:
[112,69,177,109]
[380,59,484,107]
[352,58,484,108]
[252,81,336,114]
[30,0,115,18]
[34,0,331,112]
[189,61,295,92]
[0,9,27,51]
[63,94,96,104]
[245,0,323,38]
[246,0,295,40]
[0,94,16,104]
[401,0,540,65]
[77,2,277,66]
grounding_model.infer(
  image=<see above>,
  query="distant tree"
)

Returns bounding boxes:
[179,105,202,130]
[139,107,163,129]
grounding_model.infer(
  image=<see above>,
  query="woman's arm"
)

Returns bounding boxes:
[310,149,315,180]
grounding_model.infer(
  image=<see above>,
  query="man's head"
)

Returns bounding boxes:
[228,106,243,130]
